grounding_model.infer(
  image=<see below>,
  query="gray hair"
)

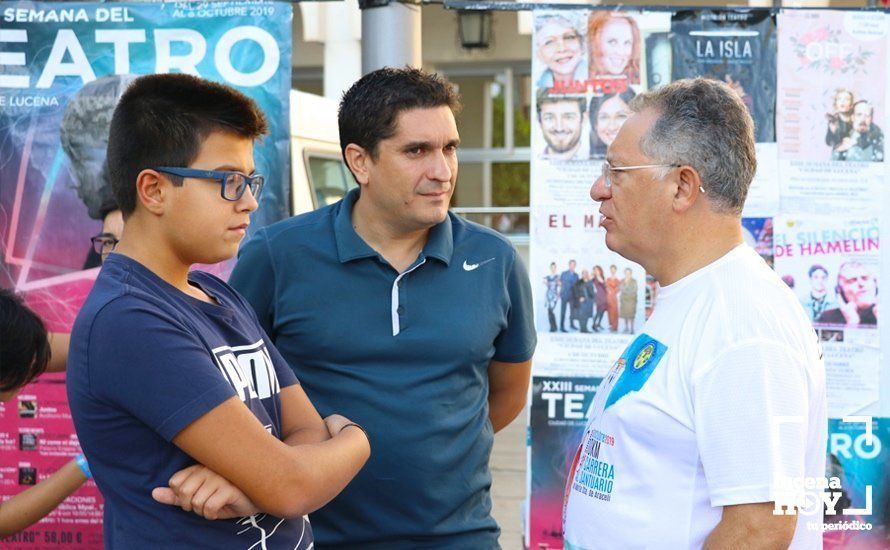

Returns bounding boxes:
[534,13,584,45]
[630,77,756,215]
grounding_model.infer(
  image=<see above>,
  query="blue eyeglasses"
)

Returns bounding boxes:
[155,167,265,202]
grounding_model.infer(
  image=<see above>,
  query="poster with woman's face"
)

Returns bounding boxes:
[533,13,588,90]
[588,12,641,85]
[585,11,671,159]
[530,10,669,202]
[588,89,635,158]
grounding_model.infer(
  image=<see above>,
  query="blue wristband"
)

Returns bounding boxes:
[74,454,92,479]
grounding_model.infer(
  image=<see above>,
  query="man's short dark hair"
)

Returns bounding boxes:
[0,288,50,392]
[808,264,828,278]
[536,89,586,120]
[338,67,461,166]
[106,73,268,217]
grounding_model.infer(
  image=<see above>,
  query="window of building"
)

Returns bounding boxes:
[444,66,532,248]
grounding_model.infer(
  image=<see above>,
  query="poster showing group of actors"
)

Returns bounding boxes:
[0,2,293,547]
[530,10,665,379]
[529,8,889,549]
[531,204,648,375]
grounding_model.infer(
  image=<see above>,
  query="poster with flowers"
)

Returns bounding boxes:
[777,10,886,163]
[775,10,886,215]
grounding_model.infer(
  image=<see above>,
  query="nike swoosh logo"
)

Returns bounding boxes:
[463,258,496,271]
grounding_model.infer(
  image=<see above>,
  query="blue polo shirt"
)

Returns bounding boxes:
[229,188,536,548]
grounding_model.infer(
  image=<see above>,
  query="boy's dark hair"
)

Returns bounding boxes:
[338,67,461,167]
[0,288,51,392]
[106,73,268,217]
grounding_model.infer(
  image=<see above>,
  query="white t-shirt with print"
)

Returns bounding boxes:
[563,244,827,549]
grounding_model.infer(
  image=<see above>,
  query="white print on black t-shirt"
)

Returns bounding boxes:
[236,513,312,549]
[211,340,281,402]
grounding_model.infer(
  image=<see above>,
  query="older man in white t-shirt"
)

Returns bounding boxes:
[563,78,827,549]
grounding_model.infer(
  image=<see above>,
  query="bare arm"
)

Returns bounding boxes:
[704,502,796,550]
[279,383,331,446]
[0,459,87,536]
[488,359,532,433]
[166,385,369,518]
[153,412,361,520]
[45,333,70,373]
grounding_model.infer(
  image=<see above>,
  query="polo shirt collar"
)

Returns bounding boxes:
[334,188,378,263]
[334,188,454,266]
[423,211,453,266]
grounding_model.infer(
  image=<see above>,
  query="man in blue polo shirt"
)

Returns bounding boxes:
[229,67,536,548]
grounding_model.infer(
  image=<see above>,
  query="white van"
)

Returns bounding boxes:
[289,89,356,216]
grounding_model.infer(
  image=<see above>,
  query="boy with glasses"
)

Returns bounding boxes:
[67,73,369,549]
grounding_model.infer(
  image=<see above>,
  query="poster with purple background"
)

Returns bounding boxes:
[0,3,292,547]
[528,375,601,549]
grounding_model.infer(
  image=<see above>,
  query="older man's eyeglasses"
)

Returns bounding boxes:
[155,167,265,202]
[599,161,703,192]
[91,233,119,255]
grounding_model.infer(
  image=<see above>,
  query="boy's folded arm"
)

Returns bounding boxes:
[170,388,370,519]
[152,464,260,520]
[278,383,331,446]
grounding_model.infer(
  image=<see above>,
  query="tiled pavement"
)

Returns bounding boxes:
[491,406,528,550]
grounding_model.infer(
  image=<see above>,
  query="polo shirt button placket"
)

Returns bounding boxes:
[391,258,425,336]
[397,280,406,318]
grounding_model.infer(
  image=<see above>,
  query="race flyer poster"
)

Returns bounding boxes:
[671,9,777,143]
[528,375,601,550]
[0,3,293,547]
